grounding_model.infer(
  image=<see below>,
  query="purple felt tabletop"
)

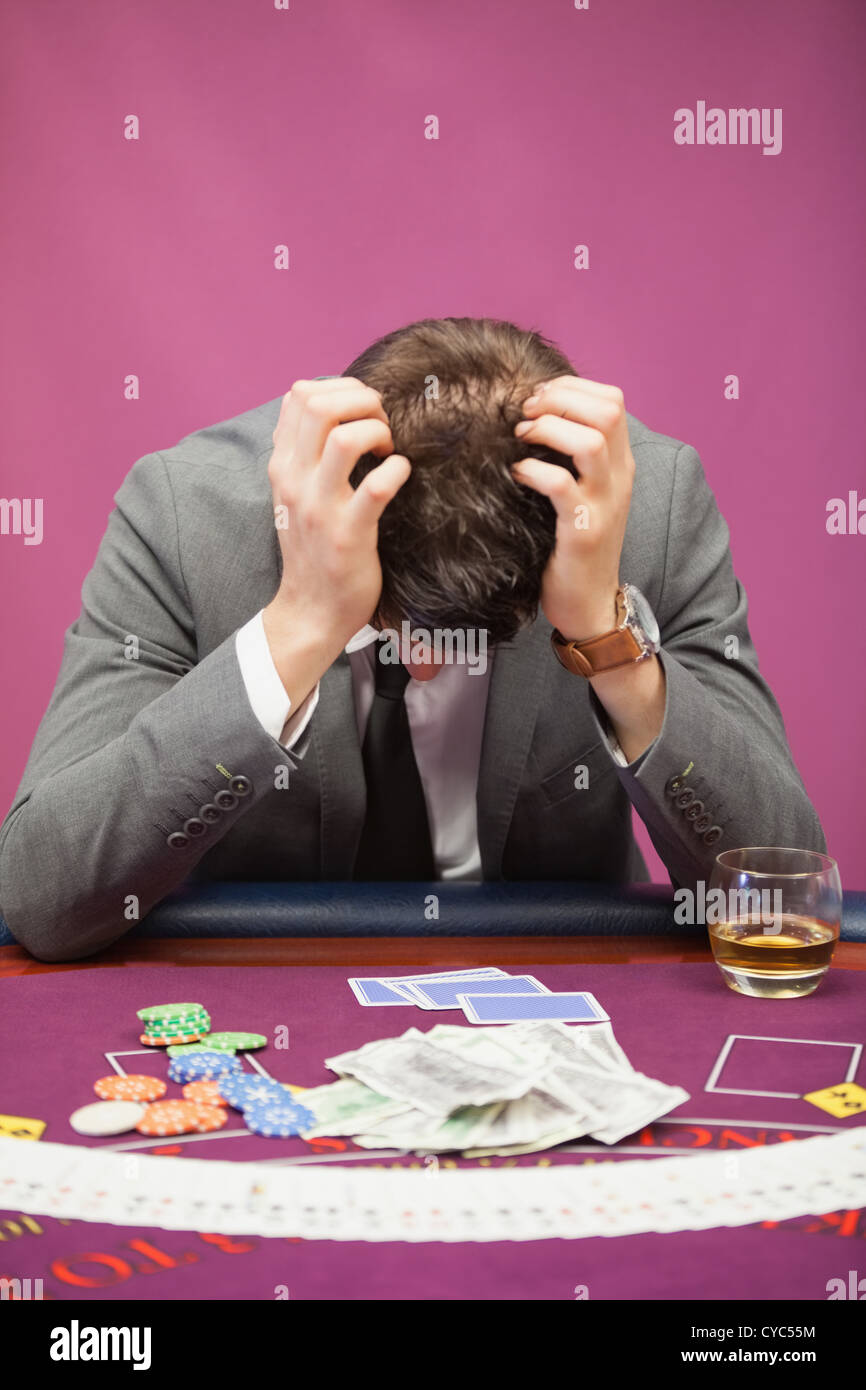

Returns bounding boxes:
[1,960,864,1300]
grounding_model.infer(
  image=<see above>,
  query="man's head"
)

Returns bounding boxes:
[344,316,578,645]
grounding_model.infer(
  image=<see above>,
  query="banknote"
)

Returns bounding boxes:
[298,1077,410,1138]
[325,1027,548,1115]
[314,1020,688,1155]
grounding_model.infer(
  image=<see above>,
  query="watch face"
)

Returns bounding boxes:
[624,585,660,650]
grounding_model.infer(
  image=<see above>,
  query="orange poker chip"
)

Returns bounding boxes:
[94,1074,167,1102]
[135,1100,228,1136]
[182,1081,228,1108]
[182,1103,228,1132]
[139,1032,204,1047]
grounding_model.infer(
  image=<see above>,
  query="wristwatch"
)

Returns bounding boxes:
[550,584,660,678]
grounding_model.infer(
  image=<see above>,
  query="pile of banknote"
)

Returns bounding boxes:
[298,1021,689,1157]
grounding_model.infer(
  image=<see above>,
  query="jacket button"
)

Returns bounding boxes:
[703,825,723,846]
[684,800,704,821]
[214,789,238,811]
[694,812,712,833]
[183,817,206,838]
[199,803,221,824]
[675,788,695,810]
[167,831,189,850]
[665,775,684,797]
[230,775,252,796]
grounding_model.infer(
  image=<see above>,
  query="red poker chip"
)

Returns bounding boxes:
[136,1100,228,1136]
[139,1032,204,1047]
[182,1081,228,1108]
[94,1074,166,1102]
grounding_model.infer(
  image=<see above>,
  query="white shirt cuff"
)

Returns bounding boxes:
[235,610,320,749]
[594,701,655,771]
[605,729,630,768]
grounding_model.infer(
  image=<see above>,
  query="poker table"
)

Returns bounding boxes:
[1,883,865,1303]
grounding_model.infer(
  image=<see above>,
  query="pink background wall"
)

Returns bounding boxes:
[1,0,864,886]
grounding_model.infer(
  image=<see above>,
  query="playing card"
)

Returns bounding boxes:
[2,1128,865,1240]
[348,969,506,1006]
[458,991,609,1025]
[402,974,550,1010]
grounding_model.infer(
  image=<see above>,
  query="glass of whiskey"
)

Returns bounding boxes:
[708,847,842,998]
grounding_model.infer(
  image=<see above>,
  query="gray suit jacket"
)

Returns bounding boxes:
[0,397,825,959]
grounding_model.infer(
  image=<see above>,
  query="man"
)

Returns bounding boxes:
[0,317,824,960]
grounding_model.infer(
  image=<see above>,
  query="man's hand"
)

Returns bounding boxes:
[512,376,665,763]
[262,377,411,707]
[510,375,635,640]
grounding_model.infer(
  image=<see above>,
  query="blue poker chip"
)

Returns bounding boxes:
[243,1099,316,1138]
[167,1051,242,1084]
[216,1075,288,1110]
[166,1052,240,1084]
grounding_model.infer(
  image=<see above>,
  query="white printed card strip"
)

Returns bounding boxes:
[0,1130,863,1243]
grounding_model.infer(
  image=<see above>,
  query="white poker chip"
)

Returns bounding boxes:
[69,1100,147,1136]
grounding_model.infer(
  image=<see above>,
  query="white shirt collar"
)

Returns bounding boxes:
[344,624,380,654]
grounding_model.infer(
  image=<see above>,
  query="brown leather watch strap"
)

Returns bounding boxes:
[550,588,645,678]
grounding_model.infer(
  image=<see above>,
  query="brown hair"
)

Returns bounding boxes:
[344,316,578,644]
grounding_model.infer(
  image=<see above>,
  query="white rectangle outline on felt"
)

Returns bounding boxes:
[704,1034,863,1099]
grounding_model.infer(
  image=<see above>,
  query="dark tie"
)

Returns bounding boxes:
[353,648,436,880]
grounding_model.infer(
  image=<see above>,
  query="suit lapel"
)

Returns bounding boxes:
[476,615,552,879]
[312,651,366,878]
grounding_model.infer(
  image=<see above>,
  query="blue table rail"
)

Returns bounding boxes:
[2,883,865,946]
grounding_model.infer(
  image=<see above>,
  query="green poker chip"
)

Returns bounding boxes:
[203,1032,267,1051]
[141,1010,210,1029]
[143,1014,208,1027]
[166,1043,235,1058]
[140,1024,209,1037]
[142,1025,209,1040]
[137,1003,207,1022]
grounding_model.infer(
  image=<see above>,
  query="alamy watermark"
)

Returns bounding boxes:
[49,1320,152,1369]
[376,620,488,675]
[674,881,784,928]
[674,103,782,156]
[0,497,43,545]
[0,1276,44,1299]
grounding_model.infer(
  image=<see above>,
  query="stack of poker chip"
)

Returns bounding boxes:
[67,1004,312,1141]
[137,1002,211,1046]
[216,1073,316,1138]
[126,1050,241,1136]
[167,1051,242,1085]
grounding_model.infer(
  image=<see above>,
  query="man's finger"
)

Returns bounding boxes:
[535,374,625,404]
[350,454,412,525]
[514,415,608,486]
[271,376,374,445]
[520,385,624,444]
[511,457,582,525]
[317,417,395,496]
[292,385,389,468]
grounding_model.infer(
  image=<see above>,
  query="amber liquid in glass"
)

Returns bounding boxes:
[708,914,836,998]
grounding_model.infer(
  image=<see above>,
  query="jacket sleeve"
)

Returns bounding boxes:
[591,442,827,892]
[0,452,295,961]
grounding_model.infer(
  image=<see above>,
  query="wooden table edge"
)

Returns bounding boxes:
[2,935,865,974]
